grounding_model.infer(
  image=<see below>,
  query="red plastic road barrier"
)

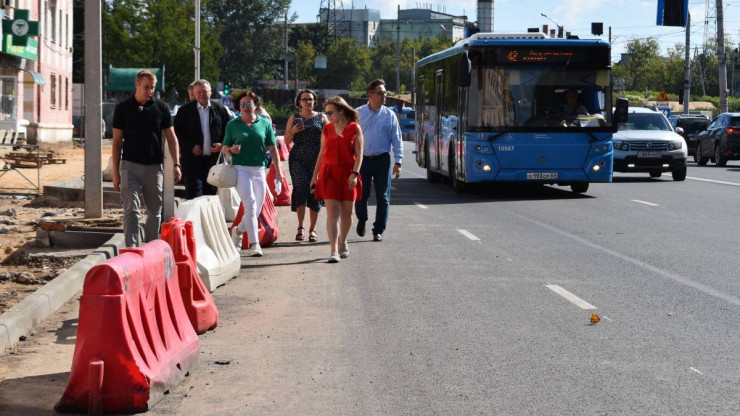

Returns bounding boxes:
[55,240,199,414]
[231,190,280,248]
[161,217,219,334]
[266,162,291,206]
[276,136,291,161]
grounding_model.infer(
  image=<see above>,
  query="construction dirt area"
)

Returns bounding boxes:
[0,141,120,315]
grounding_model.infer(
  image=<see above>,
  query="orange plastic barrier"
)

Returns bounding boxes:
[266,162,291,206]
[232,190,280,248]
[276,136,291,161]
[161,217,219,334]
[55,240,199,414]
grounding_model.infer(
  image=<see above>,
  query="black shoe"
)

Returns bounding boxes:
[356,221,366,237]
[373,233,383,242]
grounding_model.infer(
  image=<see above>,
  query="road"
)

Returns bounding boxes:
[2,149,739,415]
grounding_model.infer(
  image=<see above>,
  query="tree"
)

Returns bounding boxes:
[205,0,291,88]
[316,38,370,90]
[617,38,665,92]
[96,0,222,99]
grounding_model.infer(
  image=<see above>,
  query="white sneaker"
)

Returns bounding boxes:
[249,243,263,257]
[328,253,340,263]
[339,243,349,258]
[231,227,242,250]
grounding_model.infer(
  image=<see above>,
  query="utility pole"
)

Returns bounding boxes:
[684,13,691,113]
[396,5,401,94]
[84,0,103,218]
[411,47,416,107]
[717,0,728,112]
[284,12,289,90]
[194,0,200,80]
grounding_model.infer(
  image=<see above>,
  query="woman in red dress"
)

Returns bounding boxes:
[310,96,364,263]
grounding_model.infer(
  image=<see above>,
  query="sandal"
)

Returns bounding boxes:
[295,226,305,241]
[308,229,318,242]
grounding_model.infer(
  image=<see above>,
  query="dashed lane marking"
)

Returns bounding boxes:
[688,176,740,187]
[457,229,480,241]
[631,199,659,207]
[415,203,428,209]
[546,284,597,310]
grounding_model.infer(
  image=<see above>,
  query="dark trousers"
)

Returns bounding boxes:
[355,153,391,235]
[184,156,218,199]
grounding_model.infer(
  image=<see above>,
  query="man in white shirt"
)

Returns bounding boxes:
[174,79,233,198]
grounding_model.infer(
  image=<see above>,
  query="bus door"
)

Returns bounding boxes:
[433,70,444,171]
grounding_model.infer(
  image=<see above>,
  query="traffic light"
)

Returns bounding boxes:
[224,82,230,95]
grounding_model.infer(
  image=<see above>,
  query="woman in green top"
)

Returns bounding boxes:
[224,91,284,257]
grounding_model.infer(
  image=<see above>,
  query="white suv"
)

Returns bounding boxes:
[612,107,688,181]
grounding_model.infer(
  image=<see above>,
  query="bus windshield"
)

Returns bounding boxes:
[467,65,612,131]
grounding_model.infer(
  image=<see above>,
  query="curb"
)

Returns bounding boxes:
[0,233,125,354]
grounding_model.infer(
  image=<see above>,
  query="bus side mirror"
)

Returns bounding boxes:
[612,97,629,132]
[458,51,471,88]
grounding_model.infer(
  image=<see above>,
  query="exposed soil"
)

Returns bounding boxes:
[0,142,119,315]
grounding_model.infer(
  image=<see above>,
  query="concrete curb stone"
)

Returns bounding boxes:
[0,233,125,354]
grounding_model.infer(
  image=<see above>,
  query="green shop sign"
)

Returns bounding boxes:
[1,35,38,60]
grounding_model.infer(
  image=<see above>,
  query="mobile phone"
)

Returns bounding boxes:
[309,185,315,195]
[295,118,304,128]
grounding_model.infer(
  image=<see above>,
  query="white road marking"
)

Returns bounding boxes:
[689,367,704,375]
[457,229,480,241]
[601,315,613,321]
[509,211,740,307]
[415,202,428,209]
[688,176,740,187]
[546,284,597,310]
[631,199,659,207]
[406,170,426,179]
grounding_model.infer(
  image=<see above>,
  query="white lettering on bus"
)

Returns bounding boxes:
[498,145,515,152]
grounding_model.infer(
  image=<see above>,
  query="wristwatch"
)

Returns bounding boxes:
[394,162,402,167]
[351,170,360,176]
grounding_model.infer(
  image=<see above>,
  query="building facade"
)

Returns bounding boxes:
[318,7,473,47]
[0,0,72,146]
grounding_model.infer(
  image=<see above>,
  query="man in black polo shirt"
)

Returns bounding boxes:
[112,69,182,247]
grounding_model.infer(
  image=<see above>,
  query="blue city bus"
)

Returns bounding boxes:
[415,33,625,193]
[392,107,416,141]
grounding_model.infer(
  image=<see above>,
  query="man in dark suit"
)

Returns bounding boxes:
[174,79,233,199]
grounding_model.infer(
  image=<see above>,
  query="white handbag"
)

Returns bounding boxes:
[207,151,237,188]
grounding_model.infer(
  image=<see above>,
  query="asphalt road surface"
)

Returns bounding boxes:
[147,150,740,415]
[2,148,739,415]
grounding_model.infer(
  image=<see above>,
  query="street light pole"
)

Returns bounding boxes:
[541,13,563,38]
[194,0,200,80]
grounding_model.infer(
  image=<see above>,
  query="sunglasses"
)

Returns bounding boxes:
[240,102,254,108]
[300,98,314,102]
[325,110,335,116]
[371,90,388,96]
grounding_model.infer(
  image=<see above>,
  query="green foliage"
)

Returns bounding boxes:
[205,0,290,88]
[315,38,371,90]
[100,0,222,99]
[262,100,293,126]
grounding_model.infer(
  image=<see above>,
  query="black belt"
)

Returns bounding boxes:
[364,153,389,160]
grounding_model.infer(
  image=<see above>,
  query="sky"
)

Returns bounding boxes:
[288,0,740,61]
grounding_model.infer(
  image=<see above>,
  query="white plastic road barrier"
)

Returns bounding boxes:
[218,187,241,222]
[175,196,240,291]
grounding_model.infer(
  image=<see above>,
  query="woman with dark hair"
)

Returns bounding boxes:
[224,91,283,257]
[310,96,364,263]
[285,89,328,242]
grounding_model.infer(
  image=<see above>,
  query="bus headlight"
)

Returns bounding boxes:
[483,164,491,172]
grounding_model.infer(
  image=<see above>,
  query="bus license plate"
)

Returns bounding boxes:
[526,172,558,180]
[637,151,662,158]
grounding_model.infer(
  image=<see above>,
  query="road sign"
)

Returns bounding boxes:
[657,89,669,102]
[655,100,670,118]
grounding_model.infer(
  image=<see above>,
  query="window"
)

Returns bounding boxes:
[50,72,57,108]
[0,68,18,121]
[65,77,68,109]
[58,74,62,109]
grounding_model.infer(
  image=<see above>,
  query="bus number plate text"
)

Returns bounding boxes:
[526,172,558,180]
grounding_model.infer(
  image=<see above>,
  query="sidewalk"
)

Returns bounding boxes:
[0,200,327,415]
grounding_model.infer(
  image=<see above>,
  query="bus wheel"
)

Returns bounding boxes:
[425,144,439,183]
[449,155,467,193]
[571,183,589,193]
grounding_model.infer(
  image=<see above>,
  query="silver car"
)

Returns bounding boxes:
[612,107,688,181]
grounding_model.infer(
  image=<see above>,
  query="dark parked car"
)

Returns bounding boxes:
[668,114,710,160]
[695,112,740,166]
